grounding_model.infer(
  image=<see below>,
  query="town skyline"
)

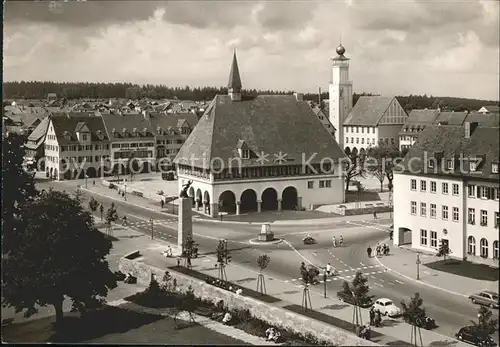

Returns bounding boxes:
[4,0,499,101]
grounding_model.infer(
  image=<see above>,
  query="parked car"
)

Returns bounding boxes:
[469,291,499,309]
[456,326,497,346]
[372,298,402,317]
[162,171,176,181]
[336,291,374,308]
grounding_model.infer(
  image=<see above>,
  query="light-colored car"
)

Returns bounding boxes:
[469,291,499,309]
[372,298,402,317]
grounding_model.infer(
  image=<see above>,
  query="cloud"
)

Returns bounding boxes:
[3,0,499,100]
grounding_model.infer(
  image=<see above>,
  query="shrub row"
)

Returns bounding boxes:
[125,271,331,346]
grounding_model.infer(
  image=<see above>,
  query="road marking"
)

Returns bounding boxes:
[359,262,365,267]
[203,259,211,262]
[284,280,290,283]
[374,283,384,287]
[395,280,404,284]
[282,240,319,269]
[277,226,363,237]
[379,279,384,283]
[319,280,324,283]
[313,252,317,256]
[347,220,387,232]
[291,278,297,281]
[388,282,395,285]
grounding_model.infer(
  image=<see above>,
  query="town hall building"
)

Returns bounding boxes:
[174,51,347,217]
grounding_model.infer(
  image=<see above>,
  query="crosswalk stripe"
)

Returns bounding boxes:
[395,279,404,284]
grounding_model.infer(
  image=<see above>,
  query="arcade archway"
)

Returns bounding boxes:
[261,188,278,211]
[240,189,258,213]
[282,186,298,210]
[219,190,236,214]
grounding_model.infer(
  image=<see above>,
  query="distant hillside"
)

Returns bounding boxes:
[3,81,497,112]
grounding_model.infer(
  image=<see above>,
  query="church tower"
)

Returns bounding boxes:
[328,44,353,150]
[228,50,242,101]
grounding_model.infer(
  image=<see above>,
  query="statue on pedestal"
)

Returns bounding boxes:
[179,180,193,198]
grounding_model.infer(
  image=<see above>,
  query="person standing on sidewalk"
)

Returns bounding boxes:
[161,199,165,209]
[373,211,377,219]
[367,246,372,258]
[369,307,375,325]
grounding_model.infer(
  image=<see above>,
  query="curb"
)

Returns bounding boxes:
[248,238,284,245]
[374,240,469,299]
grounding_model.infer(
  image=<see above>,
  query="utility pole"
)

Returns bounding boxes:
[85,174,88,189]
[323,269,327,298]
[150,217,154,240]
[223,239,228,264]
[416,253,421,280]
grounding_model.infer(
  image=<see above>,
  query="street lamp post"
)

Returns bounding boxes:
[323,270,327,298]
[150,217,154,240]
[389,191,393,220]
[85,174,89,189]
[124,182,127,201]
[416,253,421,280]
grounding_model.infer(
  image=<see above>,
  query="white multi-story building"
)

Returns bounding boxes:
[398,109,440,152]
[174,51,346,217]
[44,114,110,180]
[343,96,408,155]
[394,122,499,267]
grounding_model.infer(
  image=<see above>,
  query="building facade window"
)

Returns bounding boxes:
[452,184,459,196]
[430,231,437,248]
[420,202,427,217]
[493,163,499,174]
[447,160,454,170]
[430,204,436,218]
[468,208,475,225]
[411,179,416,191]
[480,238,488,258]
[452,207,459,222]
[496,212,499,229]
[430,181,436,193]
[420,229,428,246]
[442,205,448,220]
[494,241,499,259]
[468,236,476,255]
[307,181,314,189]
[480,210,488,226]
[420,180,426,192]
[481,187,489,199]
[325,180,332,188]
[411,201,417,215]
[442,183,449,194]
[468,185,476,198]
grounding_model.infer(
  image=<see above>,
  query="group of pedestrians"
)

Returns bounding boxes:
[332,235,343,248]
[366,242,390,258]
[369,306,382,327]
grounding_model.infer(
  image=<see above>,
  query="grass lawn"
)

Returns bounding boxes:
[2,304,249,345]
[425,259,500,281]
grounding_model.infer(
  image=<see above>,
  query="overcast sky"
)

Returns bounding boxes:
[4,0,499,100]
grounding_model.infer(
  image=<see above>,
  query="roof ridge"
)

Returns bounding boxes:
[375,97,395,125]
[207,96,218,162]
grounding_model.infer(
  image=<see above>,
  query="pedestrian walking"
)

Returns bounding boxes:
[100,204,104,220]
[220,213,223,221]
[332,236,337,248]
[374,310,382,327]
[373,211,377,219]
[389,229,394,240]
[93,180,95,186]
[339,235,343,247]
[161,199,164,209]
[369,307,375,325]
[367,246,372,258]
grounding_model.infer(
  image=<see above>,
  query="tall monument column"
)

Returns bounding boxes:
[177,181,193,255]
[328,44,353,150]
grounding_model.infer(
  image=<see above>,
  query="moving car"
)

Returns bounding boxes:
[456,326,497,346]
[372,298,402,317]
[336,291,374,308]
[469,291,499,309]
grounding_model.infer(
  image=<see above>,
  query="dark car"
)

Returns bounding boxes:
[456,326,497,347]
[336,291,374,308]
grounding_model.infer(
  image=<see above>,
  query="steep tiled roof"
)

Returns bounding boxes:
[174,94,346,169]
[398,124,499,181]
[433,111,467,125]
[27,116,50,141]
[51,115,109,145]
[147,113,199,135]
[343,96,394,126]
[405,109,440,124]
[464,112,500,127]
[100,113,155,141]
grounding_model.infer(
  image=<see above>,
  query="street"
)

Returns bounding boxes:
[39,180,499,342]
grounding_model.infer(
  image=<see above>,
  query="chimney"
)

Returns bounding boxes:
[294,93,304,102]
[464,122,479,138]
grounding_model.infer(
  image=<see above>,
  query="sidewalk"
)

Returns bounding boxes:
[130,237,469,347]
[73,180,393,227]
[375,240,499,298]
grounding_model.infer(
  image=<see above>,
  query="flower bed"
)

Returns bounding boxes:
[125,271,330,346]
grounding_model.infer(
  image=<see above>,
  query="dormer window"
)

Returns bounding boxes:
[447,159,454,170]
[132,127,138,137]
[142,127,148,136]
[492,163,499,174]
[82,134,88,141]
[96,130,104,140]
[122,128,127,136]
[470,161,477,172]
[428,160,434,169]
[63,131,71,141]
[156,127,162,135]
[242,149,250,159]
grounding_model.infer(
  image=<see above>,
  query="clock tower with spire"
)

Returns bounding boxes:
[328,44,353,150]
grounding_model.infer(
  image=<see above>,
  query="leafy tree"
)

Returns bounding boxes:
[174,285,197,326]
[401,292,427,325]
[182,234,196,263]
[436,239,451,261]
[216,239,230,265]
[105,202,118,234]
[2,132,38,254]
[127,153,140,181]
[88,197,99,223]
[257,254,270,274]
[340,280,352,296]
[301,265,319,285]
[470,306,499,335]
[343,151,367,192]
[1,190,117,325]
[367,144,401,192]
[74,187,83,203]
[351,271,372,306]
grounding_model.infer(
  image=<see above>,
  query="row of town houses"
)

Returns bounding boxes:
[23,111,199,180]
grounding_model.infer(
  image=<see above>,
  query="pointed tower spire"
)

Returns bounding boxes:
[228,50,242,101]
